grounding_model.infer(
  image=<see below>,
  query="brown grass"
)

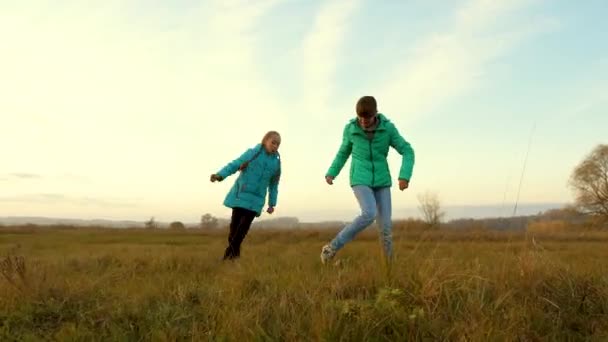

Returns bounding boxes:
[0,226,607,340]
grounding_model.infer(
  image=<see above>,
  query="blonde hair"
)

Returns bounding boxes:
[263,131,281,184]
[262,131,281,144]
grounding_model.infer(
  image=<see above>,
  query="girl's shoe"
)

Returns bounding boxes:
[320,244,336,264]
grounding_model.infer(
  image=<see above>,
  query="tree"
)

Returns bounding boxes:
[200,213,218,229]
[417,191,445,229]
[540,205,583,221]
[569,144,608,222]
[144,217,158,229]
[169,221,186,230]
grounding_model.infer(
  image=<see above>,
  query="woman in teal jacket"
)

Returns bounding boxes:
[210,131,281,260]
[321,96,414,264]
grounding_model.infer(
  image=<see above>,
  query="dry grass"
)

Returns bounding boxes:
[0,226,607,341]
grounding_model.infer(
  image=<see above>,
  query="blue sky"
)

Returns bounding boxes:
[1,0,606,222]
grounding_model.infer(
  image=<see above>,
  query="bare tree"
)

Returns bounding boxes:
[144,217,158,229]
[200,213,218,229]
[417,191,445,229]
[569,144,608,222]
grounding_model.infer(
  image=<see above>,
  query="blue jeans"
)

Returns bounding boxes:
[330,185,393,258]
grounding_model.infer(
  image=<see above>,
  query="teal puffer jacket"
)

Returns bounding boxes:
[326,113,414,187]
[217,144,280,216]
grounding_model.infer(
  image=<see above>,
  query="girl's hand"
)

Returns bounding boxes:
[210,174,223,182]
[325,176,334,185]
[398,179,409,191]
[266,207,275,214]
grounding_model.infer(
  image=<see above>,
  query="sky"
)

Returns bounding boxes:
[1,0,607,223]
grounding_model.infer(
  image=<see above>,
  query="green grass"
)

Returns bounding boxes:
[1,227,607,341]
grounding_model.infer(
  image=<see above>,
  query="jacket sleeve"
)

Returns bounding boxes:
[217,147,256,180]
[268,173,280,207]
[390,124,415,181]
[326,124,353,178]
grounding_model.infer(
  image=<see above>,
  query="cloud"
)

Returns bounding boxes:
[570,91,608,117]
[0,0,287,187]
[9,173,42,179]
[0,193,137,208]
[0,173,42,181]
[563,63,608,118]
[377,0,556,121]
[301,0,361,114]
[2,172,89,182]
[529,59,608,121]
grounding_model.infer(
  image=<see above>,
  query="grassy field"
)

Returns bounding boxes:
[1,226,607,341]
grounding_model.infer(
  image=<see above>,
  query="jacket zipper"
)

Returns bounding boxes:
[369,138,375,186]
[262,156,267,191]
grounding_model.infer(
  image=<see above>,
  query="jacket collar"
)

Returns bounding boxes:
[349,113,388,135]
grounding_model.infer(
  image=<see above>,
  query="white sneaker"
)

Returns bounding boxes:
[320,244,336,264]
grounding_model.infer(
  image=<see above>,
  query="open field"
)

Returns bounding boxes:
[1,226,607,341]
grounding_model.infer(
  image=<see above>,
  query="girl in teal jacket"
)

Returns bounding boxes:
[210,131,281,260]
[321,96,414,264]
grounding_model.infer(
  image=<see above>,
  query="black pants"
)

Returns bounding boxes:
[223,207,256,260]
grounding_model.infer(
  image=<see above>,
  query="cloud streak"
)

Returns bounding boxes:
[563,62,608,118]
[0,193,137,208]
[9,173,42,179]
[1,172,90,182]
[378,0,556,121]
[301,0,361,115]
